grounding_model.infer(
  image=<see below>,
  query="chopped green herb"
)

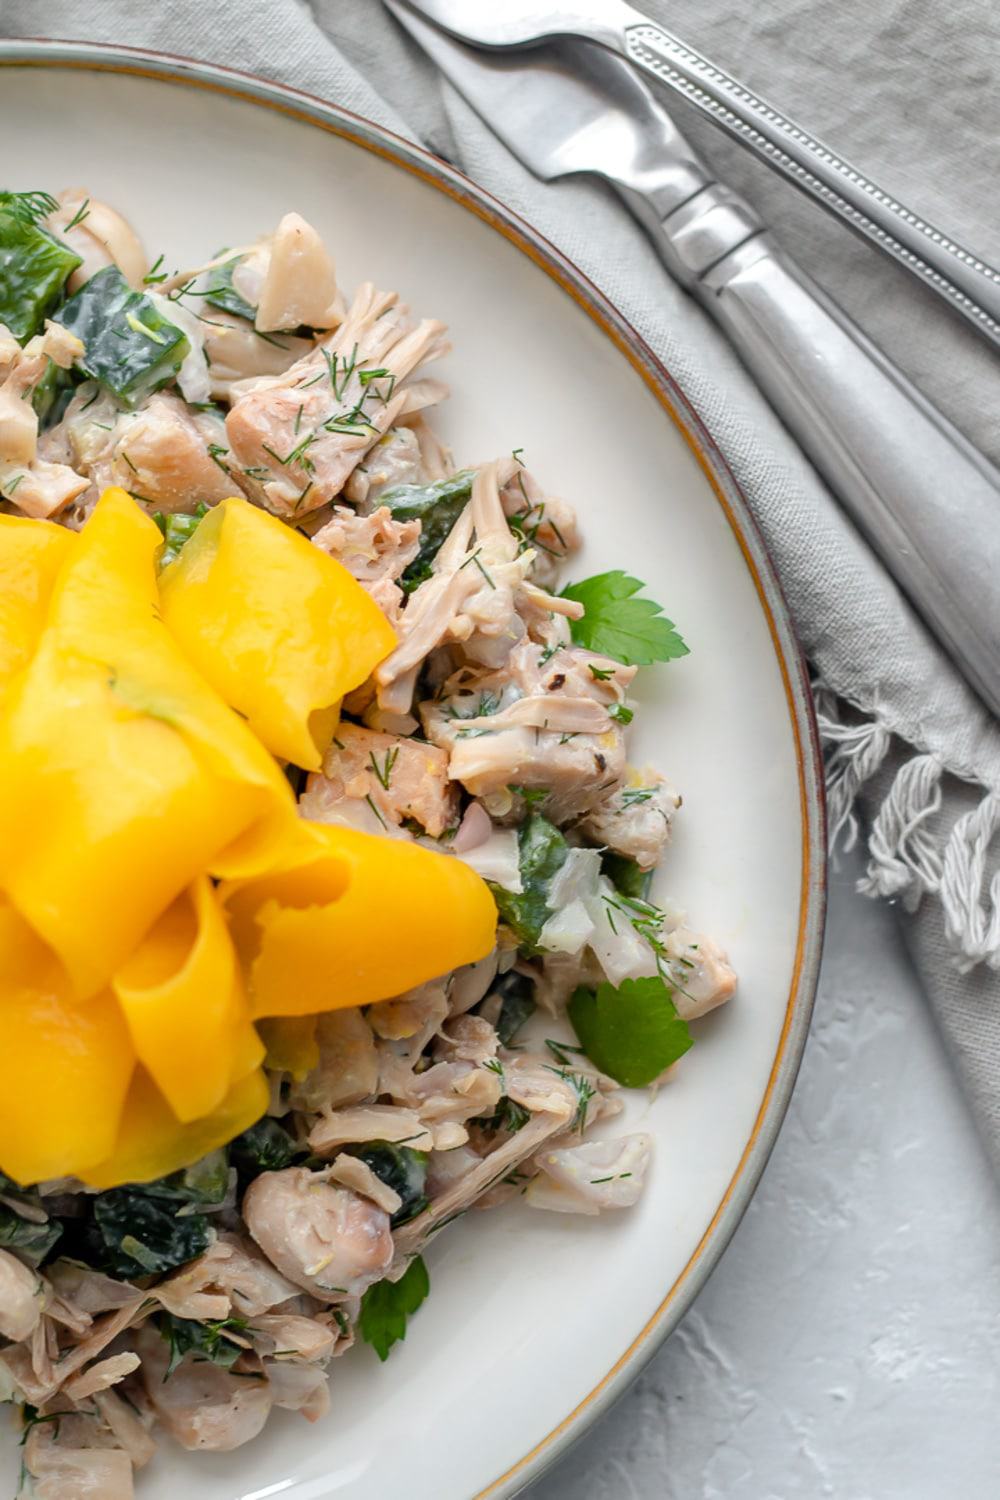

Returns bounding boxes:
[543,1038,587,1067]
[369,747,399,791]
[364,793,388,829]
[143,253,168,286]
[154,502,210,567]
[588,663,615,681]
[158,1313,247,1378]
[507,785,548,806]
[0,190,60,225]
[609,703,634,725]
[561,571,689,666]
[568,976,693,1088]
[358,1255,430,1362]
[544,1067,597,1131]
[461,548,495,589]
[475,1095,530,1135]
[61,197,90,232]
[206,442,231,475]
[507,498,563,560]
[620,786,654,808]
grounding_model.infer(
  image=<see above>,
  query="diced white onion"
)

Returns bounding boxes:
[149,292,211,406]
[457,829,522,891]
[583,876,658,986]
[538,898,595,955]
[548,846,602,908]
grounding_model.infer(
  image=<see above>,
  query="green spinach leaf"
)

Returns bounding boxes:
[54,265,189,408]
[380,469,475,590]
[346,1143,428,1227]
[489,814,569,955]
[202,254,257,323]
[230,1118,300,1178]
[0,207,81,344]
[91,1190,212,1277]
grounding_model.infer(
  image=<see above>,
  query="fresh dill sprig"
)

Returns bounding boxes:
[0,189,59,225]
[368,747,399,791]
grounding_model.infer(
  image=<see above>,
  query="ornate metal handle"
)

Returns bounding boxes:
[619,13,1000,349]
[632,172,1000,717]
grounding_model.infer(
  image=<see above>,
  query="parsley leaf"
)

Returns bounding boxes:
[568,977,693,1087]
[561,571,689,666]
[358,1255,430,1362]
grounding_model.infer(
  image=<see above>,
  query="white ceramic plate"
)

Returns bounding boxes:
[0,42,825,1500]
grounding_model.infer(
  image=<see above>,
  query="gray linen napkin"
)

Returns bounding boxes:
[5,0,1000,1163]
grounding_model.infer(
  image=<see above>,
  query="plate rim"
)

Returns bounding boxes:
[0,37,828,1499]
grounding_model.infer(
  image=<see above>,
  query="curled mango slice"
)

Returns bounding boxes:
[221,821,497,1017]
[0,489,295,996]
[0,904,135,1185]
[113,876,263,1123]
[80,1063,269,1191]
[159,497,397,769]
[0,515,75,695]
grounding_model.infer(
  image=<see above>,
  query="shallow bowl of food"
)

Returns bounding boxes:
[0,40,824,1500]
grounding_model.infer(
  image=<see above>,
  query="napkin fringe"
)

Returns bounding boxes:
[816,687,1000,971]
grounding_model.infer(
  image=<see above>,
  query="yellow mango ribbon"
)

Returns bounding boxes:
[113,876,264,1123]
[159,497,397,769]
[0,903,135,1185]
[0,515,75,696]
[80,1063,269,1190]
[221,821,497,1017]
[0,488,296,997]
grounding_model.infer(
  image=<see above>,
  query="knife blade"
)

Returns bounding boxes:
[389,0,1000,351]
[390,4,708,221]
[385,0,1000,721]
